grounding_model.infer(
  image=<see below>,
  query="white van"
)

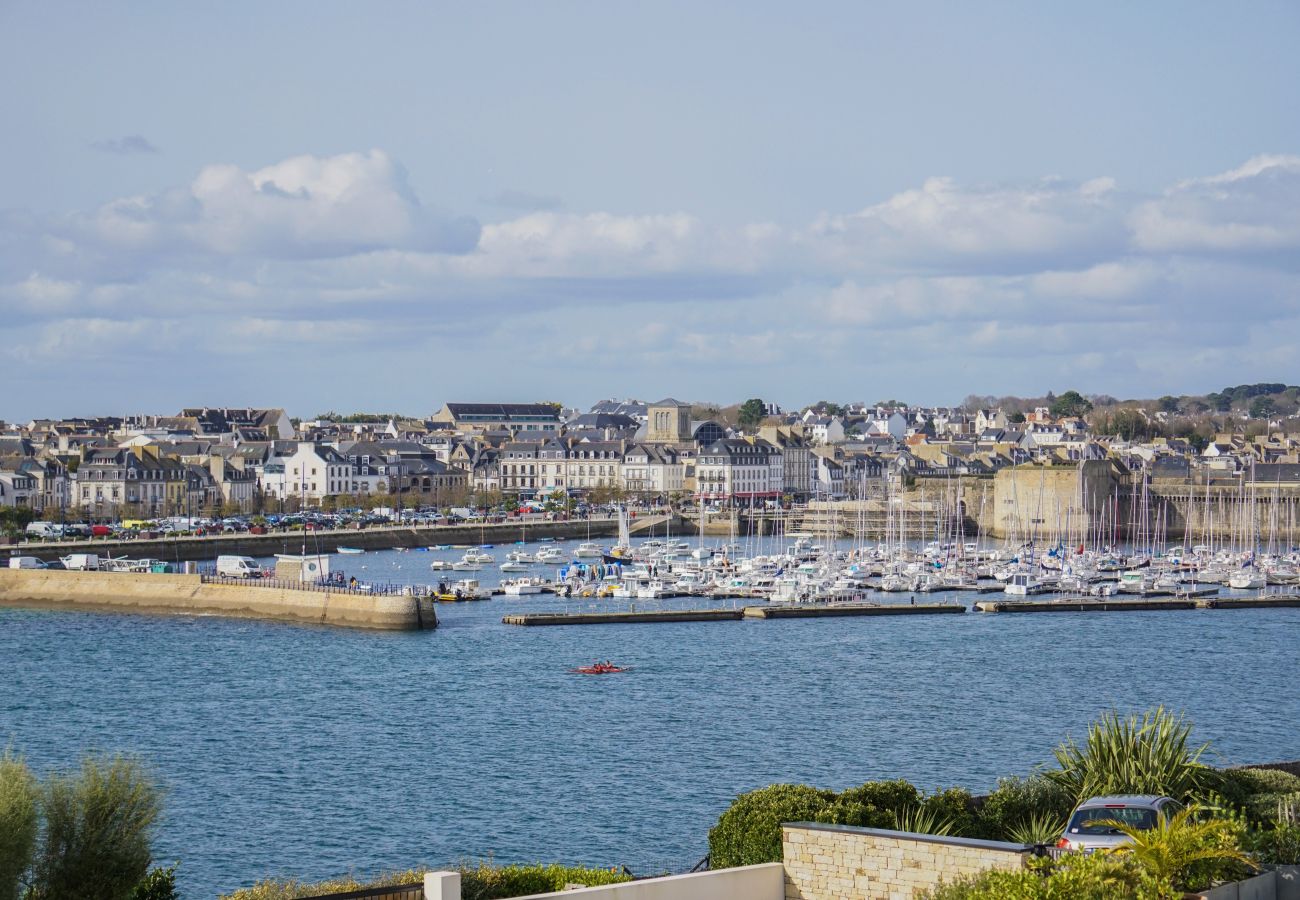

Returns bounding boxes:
[61,554,99,571]
[7,556,47,569]
[216,555,263,578]
[25,522,65,539]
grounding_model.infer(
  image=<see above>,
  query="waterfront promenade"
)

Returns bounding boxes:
[5,515,628,563]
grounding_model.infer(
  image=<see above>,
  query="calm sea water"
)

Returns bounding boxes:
[2,536,1297,897]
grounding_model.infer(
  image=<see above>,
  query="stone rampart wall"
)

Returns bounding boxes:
[0,569,434,630]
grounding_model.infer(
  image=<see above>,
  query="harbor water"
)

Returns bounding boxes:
[2,536,1298,897]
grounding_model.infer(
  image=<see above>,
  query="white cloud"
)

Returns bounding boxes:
[3,151,1300,416]
[804,175,1126,275]
[1130,154,1300,254]
[77,150,479,259]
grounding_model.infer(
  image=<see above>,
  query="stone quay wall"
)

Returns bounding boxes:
[0,569,436,631]
[782,823,1030,900]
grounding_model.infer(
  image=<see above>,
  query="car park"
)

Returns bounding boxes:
[1058,795,1182,853]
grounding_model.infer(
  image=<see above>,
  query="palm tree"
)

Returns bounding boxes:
[1103,804,1251,892]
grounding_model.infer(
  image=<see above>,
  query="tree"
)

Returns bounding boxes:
[0,507,36,538]
[1157,396,1180,413]
[1249,396,1276,419]
[737,399,767,428]
[0,751,38,900]
[33,755,162,900]
[1007,411,1026,424]
[1049,390,1094,419]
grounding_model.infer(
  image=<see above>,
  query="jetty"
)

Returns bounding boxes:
[503,608,744,626]
[743,602,965,619]
[976,592,1300,613]
[0,569,437,631]
[503,602,966,626]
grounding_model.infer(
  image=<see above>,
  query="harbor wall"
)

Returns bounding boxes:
[0,569,436,631]
[1145,482,1300,544]
[4,518,620,564]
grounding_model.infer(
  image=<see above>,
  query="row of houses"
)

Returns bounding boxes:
[4,401,1300,513]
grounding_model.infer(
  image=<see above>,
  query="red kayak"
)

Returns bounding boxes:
[572,663,632,675]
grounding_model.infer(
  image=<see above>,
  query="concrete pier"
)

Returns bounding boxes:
[503,602,966,626]
[977,591,1300,613]
[503,609,744,626]
[744,603,966,619]
[0,569,437,630]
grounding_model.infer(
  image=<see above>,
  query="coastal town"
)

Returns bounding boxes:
[2,386,1298,532]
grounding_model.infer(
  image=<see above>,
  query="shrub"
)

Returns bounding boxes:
[459,862,630,899]
[131,864,179,900]
[1247,824,1300,866]
[975,775,1074,841]
[32,755,162,900]
[921,788,978,838]
[220,864,631,900]
[1212,768,1300,808]
[0,752,39,900]
[1005,812,1067,847]
[821,780,920,830]
[1047,707,1211,803]
[922,851,1165,899]
[220,870,429,900]
[891,806,954,837]
[1245,791,1300,827]
[707,783,835,867]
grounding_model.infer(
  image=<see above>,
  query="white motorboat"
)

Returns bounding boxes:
[573,542,605,559]
[502,577,546,596]
[1004,572,1047,596]
[499,561,529,572]
[637,580,670,599]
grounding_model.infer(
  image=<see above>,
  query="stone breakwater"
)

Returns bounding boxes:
[0,569,436,631]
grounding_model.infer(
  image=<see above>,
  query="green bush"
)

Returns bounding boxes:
[0,752,39,900]
[32,755,162,900]
[975,775,1075,841]
[821,780,920,829]
[1047,707,1211,803]
[1213,768,1300,807]
[1245,791,1300,827]
[1247,823,1300,866]
[131,864,179,900]
[221,864,631,900]
[923,851,1165,899]
[220,870,429,900]
[922,788,978,838]
[459,862,630,899]
[707,783,835,867]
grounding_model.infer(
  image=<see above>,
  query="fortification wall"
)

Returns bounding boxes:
[0,569,435,631]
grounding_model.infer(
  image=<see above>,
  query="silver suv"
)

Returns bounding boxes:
[1058,795,1182,853]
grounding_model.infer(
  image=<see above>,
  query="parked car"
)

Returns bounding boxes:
[90,524,113,538]
[1058,795,1182,853]
[7,556,47,569]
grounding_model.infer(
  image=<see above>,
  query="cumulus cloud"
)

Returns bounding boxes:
[90,134,159,154]
[3,151,1300,416]
[1130,154,1300,256]
[75,149,479,260]
[805,175,1127,275]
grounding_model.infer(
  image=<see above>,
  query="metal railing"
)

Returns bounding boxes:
[198,573,420,597]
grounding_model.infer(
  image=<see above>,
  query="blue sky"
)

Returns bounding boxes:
[2,1,1299,420]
